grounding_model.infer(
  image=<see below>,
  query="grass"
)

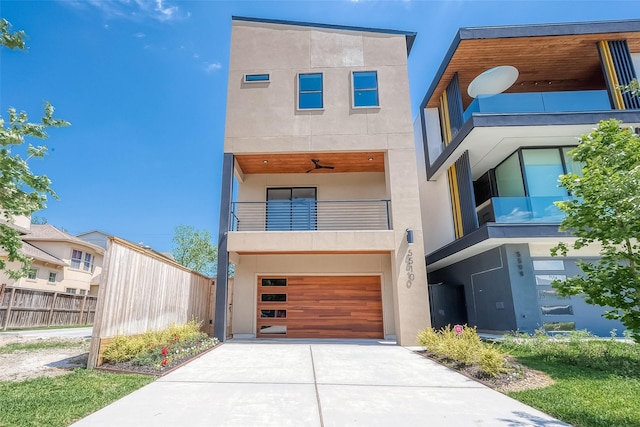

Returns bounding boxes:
[500,334,640,427]
[0,340,86,355]
[0,369,155,427]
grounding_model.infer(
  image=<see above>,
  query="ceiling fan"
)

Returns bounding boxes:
[306,159,335,173]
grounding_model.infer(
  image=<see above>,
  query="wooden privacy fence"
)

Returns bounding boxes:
[87,237,215,368]
[0,285,97,330]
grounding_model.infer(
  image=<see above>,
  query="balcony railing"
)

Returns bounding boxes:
[231,200,391,231]
[477,196,572,226]
[463,90,610,122]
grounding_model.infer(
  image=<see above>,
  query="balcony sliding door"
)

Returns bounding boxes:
[266,187,317,231]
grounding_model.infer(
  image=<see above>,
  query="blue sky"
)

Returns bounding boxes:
[1,0,636,252]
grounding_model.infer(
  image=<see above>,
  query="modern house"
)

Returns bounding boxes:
[0,220,104,296]
[215,17,430,344]
[415,20,640,335]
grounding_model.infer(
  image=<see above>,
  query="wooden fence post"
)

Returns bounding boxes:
[2,288,16,331]
[79,295,87,325]
[47,292,58,327]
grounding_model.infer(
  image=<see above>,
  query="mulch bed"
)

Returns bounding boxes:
[415,351,554,393]
[97,343,222,377]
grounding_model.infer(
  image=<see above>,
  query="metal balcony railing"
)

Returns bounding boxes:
[231,200,391,231]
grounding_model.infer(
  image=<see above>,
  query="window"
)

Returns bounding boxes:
[262,278,287,287]
[244,73,270,83]
[522,149,567,197]
[83,253,94,272]
[71,249,83,269]
[27,269,37,280]
[71,249,94,272]
[541,305,574,316]
[266,188,317,231]
[298,73,323,109]
[65,288,77,294]
[79,289,87,296]
[532,260,565,271]
[353,71,379,107]
[48,272,57,283]
[535,274,566,286]
[261,294,287,302]
[495,152,525,197]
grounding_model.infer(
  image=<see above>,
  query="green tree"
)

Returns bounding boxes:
[0,19,69,278]
[171,225,217,277]
[620,78,640,98]
[552,119,640,342]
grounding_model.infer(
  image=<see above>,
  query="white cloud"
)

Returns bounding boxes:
[205,62,222,73]
[193,53,200,59]
[134,32,146,38]
[61,0,186,23]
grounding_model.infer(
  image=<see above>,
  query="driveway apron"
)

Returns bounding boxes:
[72,340,569,427]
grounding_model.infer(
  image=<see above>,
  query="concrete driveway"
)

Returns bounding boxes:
[73,340,568,427]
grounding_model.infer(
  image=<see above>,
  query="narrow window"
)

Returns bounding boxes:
[532,260,564,271]
[262,278,287,287]
[83,253,93,272]
[71,250,83,269]
[27,269,37,280]
[541,305,574,316]
[48,272,57,283]
[244,73,270,83]
[65,288,77,294]
[353,71,379,107]
[298,73,323,109]
[261,294,287,302]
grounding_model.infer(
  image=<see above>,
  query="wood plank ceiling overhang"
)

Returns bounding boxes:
[234,152,386,174]
[426,32,640,109]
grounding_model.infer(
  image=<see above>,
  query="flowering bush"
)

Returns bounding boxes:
[102,320,217,365]
[131,332,218,369]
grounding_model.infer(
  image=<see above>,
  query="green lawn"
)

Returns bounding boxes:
[501,337,640,427]
[0,369,154,427]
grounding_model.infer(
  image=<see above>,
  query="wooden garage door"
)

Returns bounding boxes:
[257,276,383,339]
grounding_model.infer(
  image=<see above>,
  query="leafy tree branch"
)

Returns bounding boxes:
[552,119,640,342]
[0,19,69,278]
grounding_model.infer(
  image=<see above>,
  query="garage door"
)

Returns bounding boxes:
[257,276,383,338]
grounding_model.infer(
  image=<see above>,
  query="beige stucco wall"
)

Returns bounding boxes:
[232,253,395,338]
[238,172,387,201]
[1,241,103,294]
[224,20,431,345]
[226,23,414,151]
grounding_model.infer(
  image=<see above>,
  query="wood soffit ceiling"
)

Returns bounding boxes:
[235,152,386,174]
[426,32,640,109]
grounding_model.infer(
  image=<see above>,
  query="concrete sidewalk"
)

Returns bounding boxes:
[72,340,568,426]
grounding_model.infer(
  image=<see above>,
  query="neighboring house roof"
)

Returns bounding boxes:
[0,218,31,235]
[20,242,67,267]
[232,16,417,55]
[25,224,104,254]
[0,241,67,267]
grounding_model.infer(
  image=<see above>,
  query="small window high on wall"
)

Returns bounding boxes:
[352,71,379,107]
[298,73,323,109]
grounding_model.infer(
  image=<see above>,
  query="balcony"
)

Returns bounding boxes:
[477,196,572,226]
[231,200,391,232]
[462,90,610,122]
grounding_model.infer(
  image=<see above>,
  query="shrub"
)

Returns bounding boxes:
[102,335,148,363]
[479,346,509,377]
[417,325,508,377]
[102,320,207,364]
